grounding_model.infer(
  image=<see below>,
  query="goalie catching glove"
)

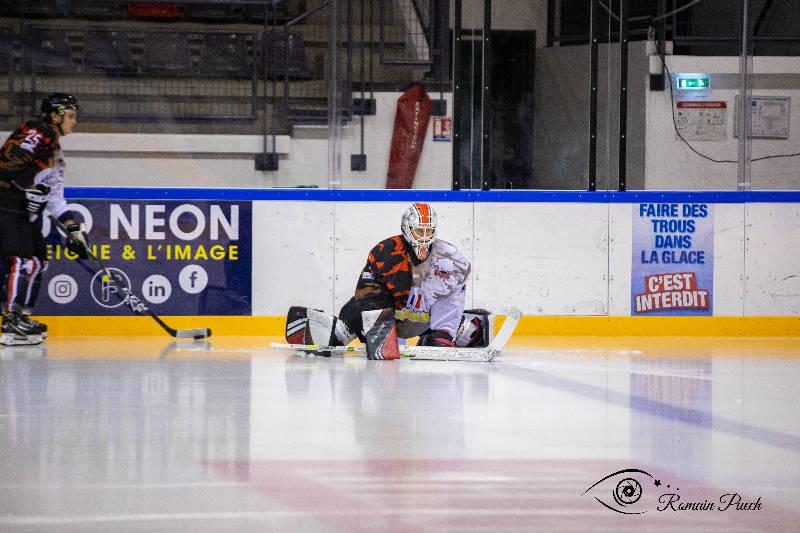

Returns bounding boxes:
[65,222,89,259]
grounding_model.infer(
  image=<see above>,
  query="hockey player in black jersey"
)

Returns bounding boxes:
[0,93,88,345]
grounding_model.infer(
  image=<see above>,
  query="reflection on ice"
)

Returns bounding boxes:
[0,336,798,531]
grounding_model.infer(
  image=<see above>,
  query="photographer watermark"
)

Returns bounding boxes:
[583,468,763,515]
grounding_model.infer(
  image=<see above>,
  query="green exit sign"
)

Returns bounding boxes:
[676,75,710,90]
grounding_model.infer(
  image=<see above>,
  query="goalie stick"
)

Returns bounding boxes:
[271,307,521,362]
[47,214,212,339]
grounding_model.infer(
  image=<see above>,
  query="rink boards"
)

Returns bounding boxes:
[37,188,800,336]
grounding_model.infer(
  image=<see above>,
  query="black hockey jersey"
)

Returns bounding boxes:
[0,119,60,189]
[356,235,471,338]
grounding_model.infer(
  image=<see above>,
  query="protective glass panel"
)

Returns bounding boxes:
[649,0,799,191]
[744,0,800,191]
[452,0,484,189]
[8,2,798,191]
[343,0,450,189]
[525,0,624,191]
[658,0,745,191]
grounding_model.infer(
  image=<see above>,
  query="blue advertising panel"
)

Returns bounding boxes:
[631,202,714,316]
[37,200,252,316]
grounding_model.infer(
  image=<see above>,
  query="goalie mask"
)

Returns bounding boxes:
[401,202,437,262]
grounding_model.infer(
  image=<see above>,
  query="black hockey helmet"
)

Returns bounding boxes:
[40,93,79,120]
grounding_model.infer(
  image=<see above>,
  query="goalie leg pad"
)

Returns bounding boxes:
[362,308,399,360]
[454,309,494,348]
[286,306,356,346]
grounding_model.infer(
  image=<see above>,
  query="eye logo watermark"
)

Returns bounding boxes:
[583,468,763,515]
[583,468,654,514]
[614,477,643,507]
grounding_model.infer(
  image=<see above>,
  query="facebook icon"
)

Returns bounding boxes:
[179,265,208,294]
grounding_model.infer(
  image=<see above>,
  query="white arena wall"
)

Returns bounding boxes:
[251,196,800,320]
[36,190,800,336]
[255,200,614,318]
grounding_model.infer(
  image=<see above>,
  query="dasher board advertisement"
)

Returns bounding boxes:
[37,200,252,316]
[631,202,714,316]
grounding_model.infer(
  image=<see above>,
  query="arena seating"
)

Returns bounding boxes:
[0,26,14,74]
[82,30,137,75]
[184,2,245,23]
[28,28,77,74]
[16,1,70,18]
[0,1,417,131]
[140,31,192,75]
[0,25,13,119]
[261,31,312,79]
[198,32,252,78]
[243,1,290,23]
[71,0,126,19]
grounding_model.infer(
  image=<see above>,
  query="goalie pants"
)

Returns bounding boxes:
[338,296,492,348]
[338,296,377,343]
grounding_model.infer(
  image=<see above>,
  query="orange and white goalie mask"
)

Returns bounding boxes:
[401,202,438,262]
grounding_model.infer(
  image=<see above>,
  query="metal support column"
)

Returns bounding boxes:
[255,1,279,170]
[327,0,342,188]
[588,0,599,191]
[738,0,753,191]
[351,0,367,171]
[481,0,492,190]
[452,0,462,190]
[649,0,667,91]
[432,0,450,116]
[618,0,629,192]
[439,0,451,86]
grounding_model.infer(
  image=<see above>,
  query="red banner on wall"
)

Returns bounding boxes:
[386,83,432,189]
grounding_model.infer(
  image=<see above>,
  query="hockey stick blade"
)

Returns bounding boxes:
[487,307,522,351]
[271,307,522,362]
[269,342,495,362]
[406,307,521,362]
[47,214,212,339]
[270,343,366,355]
[173,328,213,339]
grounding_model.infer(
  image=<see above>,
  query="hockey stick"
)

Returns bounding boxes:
[271,307,521,362]
[47,214,212,339]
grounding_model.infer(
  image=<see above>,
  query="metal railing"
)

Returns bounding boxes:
[277,0,348,126]
[1,0,439,132]
[379,0,432,66]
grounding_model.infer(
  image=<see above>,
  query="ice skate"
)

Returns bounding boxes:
[27,318,48,339]
[21,308,48,339]
[1,312,44,346]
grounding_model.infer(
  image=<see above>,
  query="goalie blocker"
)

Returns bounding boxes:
[285,306,494,359]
